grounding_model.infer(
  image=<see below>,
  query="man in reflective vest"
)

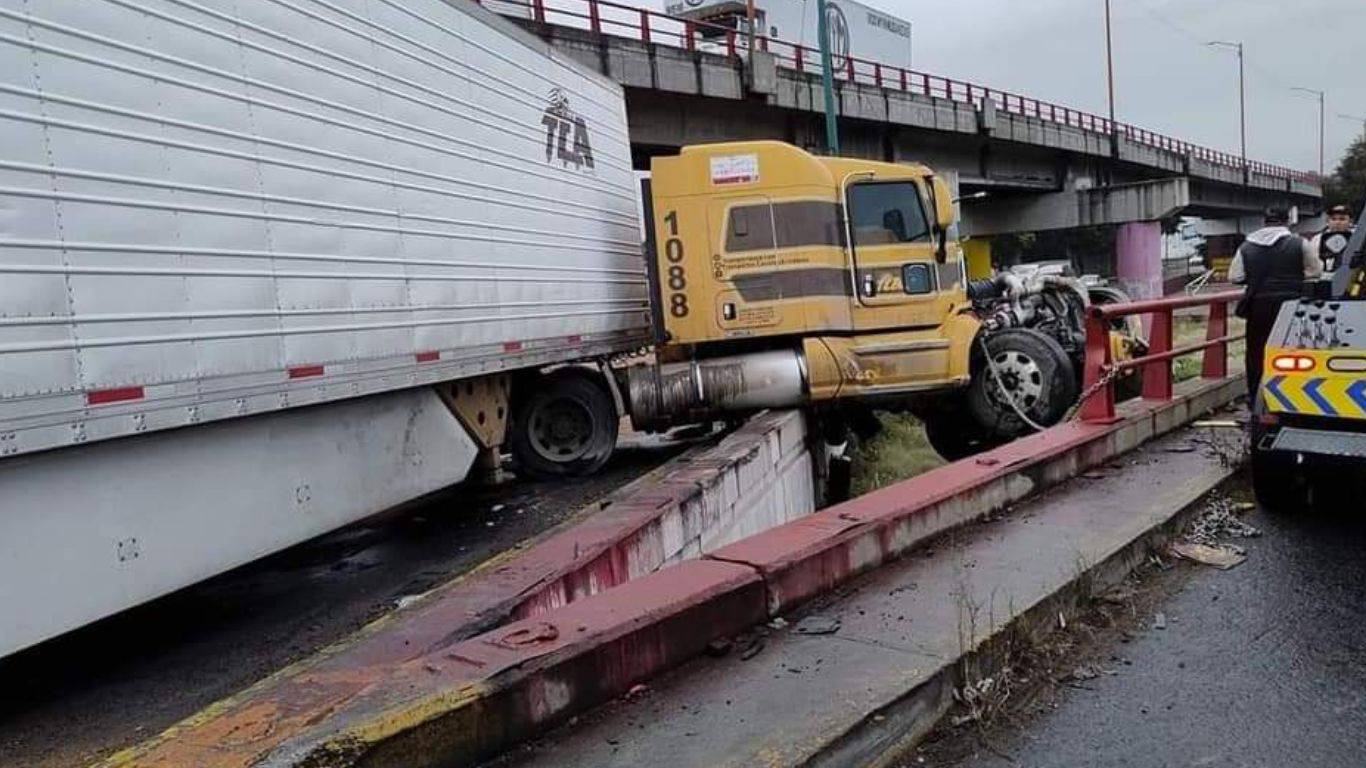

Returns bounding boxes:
[1229,206,1321,397]
[1310,204,1356,274]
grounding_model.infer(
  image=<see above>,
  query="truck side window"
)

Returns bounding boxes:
[848,183,930,246]
[902,263,933,295]
[725,204,776,252]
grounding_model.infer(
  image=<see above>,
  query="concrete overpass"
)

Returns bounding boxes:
[496,0,1322,296]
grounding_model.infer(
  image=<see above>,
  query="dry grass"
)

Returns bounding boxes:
[849,412,946,496]
[1171,314,1246,382]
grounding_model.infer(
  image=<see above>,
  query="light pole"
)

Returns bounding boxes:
[1290,86,1325,177]
[1206,41,1246,165]
[1104,0,1116,129]
[816,0,839,154]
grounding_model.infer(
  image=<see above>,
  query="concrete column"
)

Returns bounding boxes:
[1115,221,1164,301]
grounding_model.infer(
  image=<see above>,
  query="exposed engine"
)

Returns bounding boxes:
[966,269,1092,363]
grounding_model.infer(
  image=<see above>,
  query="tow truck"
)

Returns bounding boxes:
[1250,204,1366,508]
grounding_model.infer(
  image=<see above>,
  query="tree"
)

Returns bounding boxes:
[1324,134,1366,215]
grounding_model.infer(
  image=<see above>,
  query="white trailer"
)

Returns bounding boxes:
[664,0,912,72]
[0,0,647,657]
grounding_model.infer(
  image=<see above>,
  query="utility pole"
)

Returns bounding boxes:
[745,0,756,69]
[1207,41,1246,164]
[1290,86,1325,177]
[1104,0,1116,129]
[816,0,839,154]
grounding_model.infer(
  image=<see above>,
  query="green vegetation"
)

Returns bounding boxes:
[1323,134,1365,214]
[848,412,946,497]
[1171,314,1246,382]
[847,313,1246,496]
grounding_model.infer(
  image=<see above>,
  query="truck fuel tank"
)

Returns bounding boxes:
[622,350,807,432]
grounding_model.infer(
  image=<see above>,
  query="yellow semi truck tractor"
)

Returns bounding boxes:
[609,141,1127,460]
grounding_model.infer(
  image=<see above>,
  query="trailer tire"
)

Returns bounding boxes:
[967,329,1078,440]
[509,369,618,479]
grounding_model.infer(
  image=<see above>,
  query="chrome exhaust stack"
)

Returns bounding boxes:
[622,350,807,432]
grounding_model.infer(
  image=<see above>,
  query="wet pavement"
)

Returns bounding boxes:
[0,433,694,768]
[950,479,1366,768]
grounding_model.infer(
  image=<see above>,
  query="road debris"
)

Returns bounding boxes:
[704,638,733,658]
[739,637,765,660]
[1169,541,1245,570]
[767,617,789,630]
[795,615,841,635]
[1152,612,1167,630]
[1185,496,1262,544]
[1192,420,1241,429]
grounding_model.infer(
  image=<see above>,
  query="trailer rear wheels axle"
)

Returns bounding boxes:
[510,369,618,479]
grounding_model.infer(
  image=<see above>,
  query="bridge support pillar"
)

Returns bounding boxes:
[1116,221,1164,308]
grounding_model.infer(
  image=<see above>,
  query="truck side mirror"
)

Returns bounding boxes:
[928,176,954,264]
[930,176,955,231]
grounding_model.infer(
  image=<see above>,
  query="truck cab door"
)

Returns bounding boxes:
[844,180,957,332]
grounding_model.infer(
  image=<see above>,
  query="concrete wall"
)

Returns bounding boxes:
[511,409,818,620]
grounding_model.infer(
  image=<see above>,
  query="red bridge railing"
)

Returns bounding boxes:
[478,0,1317,185]
[1078,290,1246,423]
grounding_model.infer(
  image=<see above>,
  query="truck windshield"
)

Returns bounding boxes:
[847,182,930,246]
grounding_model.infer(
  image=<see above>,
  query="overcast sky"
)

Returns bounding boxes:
[631,0,1366,174]
[880,0,1366,175]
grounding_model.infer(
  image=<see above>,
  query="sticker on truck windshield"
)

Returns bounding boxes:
[710,154,759,186]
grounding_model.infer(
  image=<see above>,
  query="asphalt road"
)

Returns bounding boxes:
[950,479,1366,768]
[0,433,693,768]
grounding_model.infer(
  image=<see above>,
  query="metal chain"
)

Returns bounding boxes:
[1064,364,1122,422]
[977,336,1049,433]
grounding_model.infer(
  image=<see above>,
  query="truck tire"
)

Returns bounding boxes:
[967,329,1078,440]
[923,410,997,461]
[509,369,618,479]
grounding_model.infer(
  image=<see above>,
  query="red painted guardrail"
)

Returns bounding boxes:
[478,0,1317,185]
[1079,289,1246,422]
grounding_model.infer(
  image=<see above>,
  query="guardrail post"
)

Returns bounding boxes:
[874,62,882,88]
[532,0,545,23]
[726,30,736,58]
[900,69,907,91]
[845,56,855,81]
[684,21,695,51]
[1143,307,1174,400]
[640,9,651,44]
[794,44,803,72]
[588,0,601,33]
[1202,300,1230,379]
[1081,312,1117,422]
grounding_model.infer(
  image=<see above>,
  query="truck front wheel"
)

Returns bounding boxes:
[509,369,618,479]
[966,329,1078,440]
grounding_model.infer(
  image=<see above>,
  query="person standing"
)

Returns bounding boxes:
[1229,206,1321,398]
[1310,204,1356,274]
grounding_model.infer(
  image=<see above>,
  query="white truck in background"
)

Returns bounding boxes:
[0,0,646,658]
[663,0,912,72]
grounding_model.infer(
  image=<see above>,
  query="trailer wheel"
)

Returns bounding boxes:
[967,329,1078,440]
[509,369,618,479]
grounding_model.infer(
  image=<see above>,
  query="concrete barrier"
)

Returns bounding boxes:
[108,377,1241,768]
[104,409,816,768]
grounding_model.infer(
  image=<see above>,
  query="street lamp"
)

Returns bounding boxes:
[1290,86,1325,177]
[1104,0,1116,129]
[1206,41,1246,165]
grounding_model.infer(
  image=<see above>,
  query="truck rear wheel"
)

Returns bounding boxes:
[967,329,1078,440]
[509,369,618,479]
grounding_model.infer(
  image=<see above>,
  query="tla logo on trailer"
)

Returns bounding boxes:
[541,88,594,172]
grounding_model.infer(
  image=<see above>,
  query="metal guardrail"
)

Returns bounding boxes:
[1079,289,1246,422]
[482,0,1318,185]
